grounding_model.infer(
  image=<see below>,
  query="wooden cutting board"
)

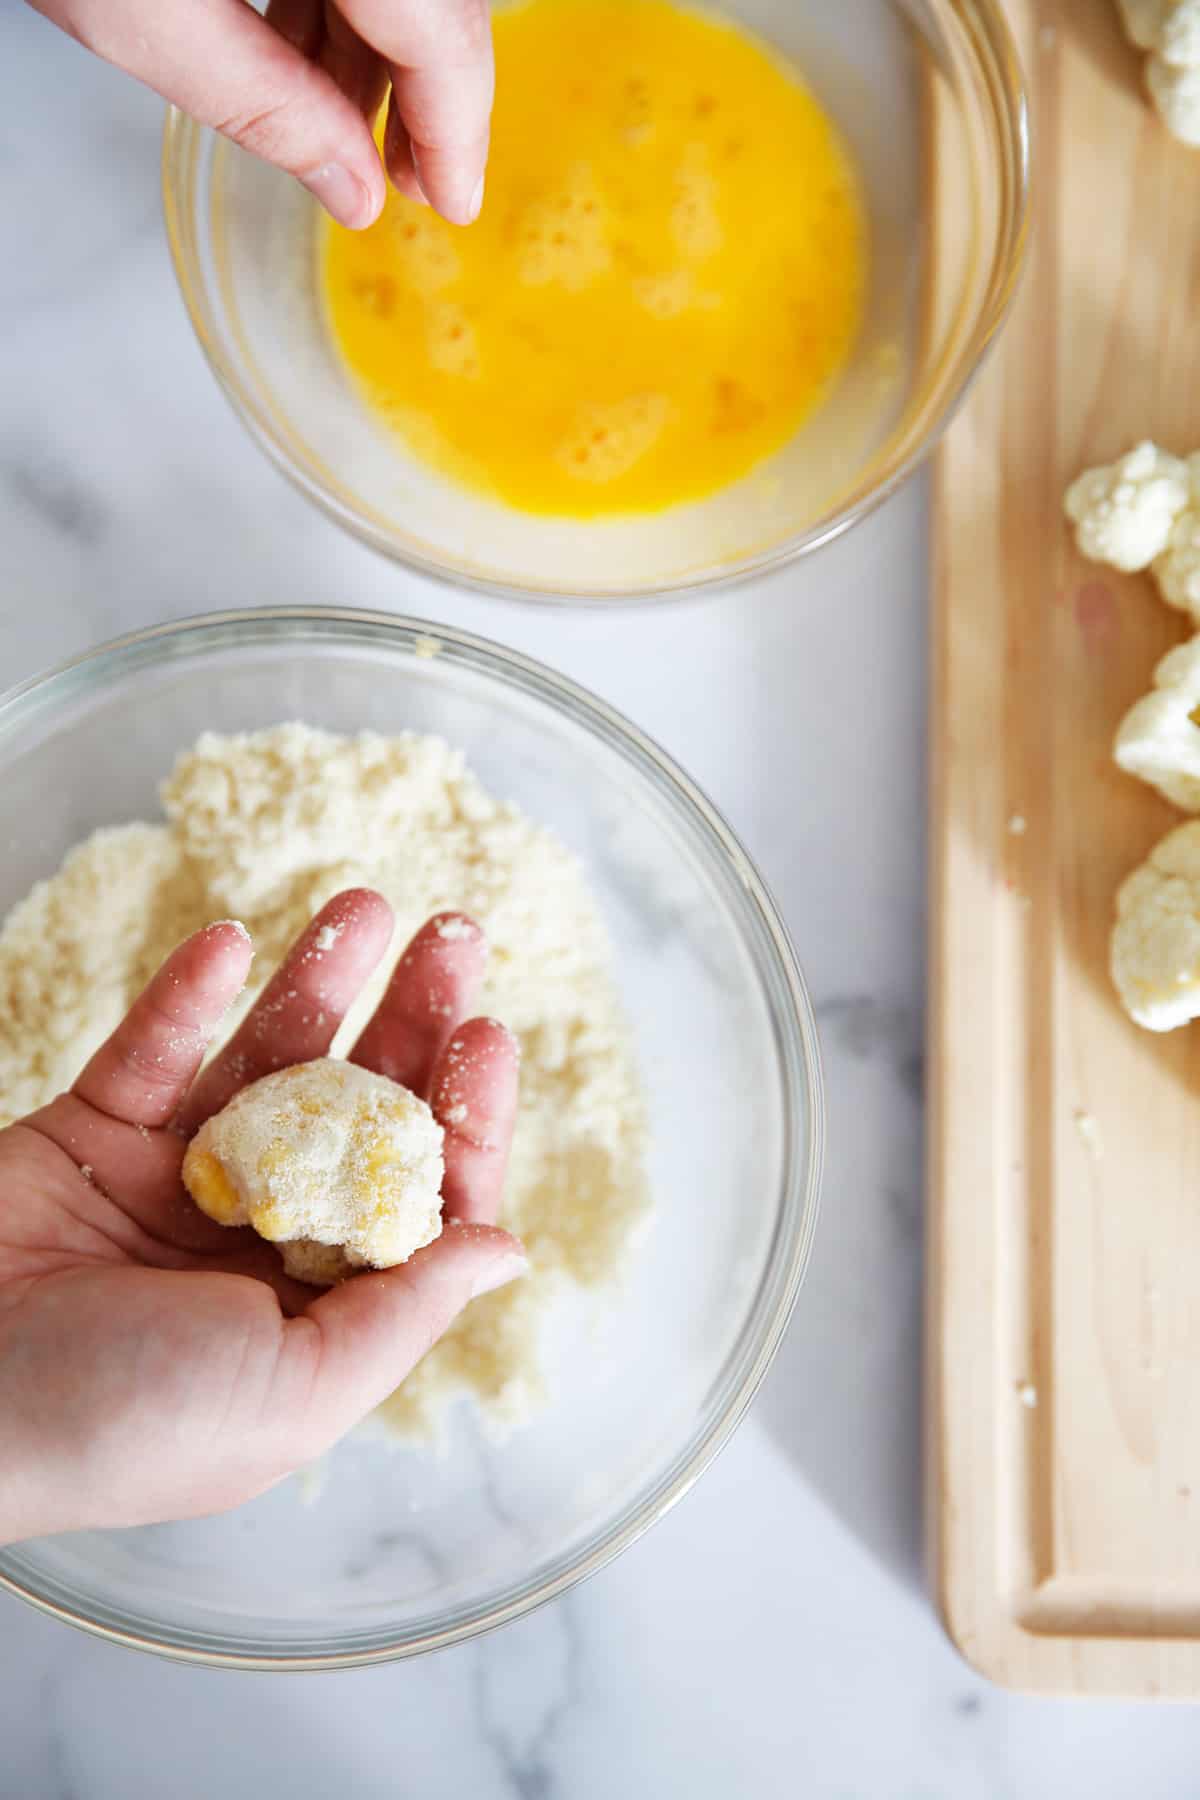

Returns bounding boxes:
[929,0,1200,1696]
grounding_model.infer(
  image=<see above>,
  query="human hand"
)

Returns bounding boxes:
[0,890,523,1545]
[28,0,492,226]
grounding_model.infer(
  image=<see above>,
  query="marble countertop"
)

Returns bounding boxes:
[4,10,1200,1794]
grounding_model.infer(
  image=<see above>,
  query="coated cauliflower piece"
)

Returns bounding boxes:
[1114,634,1200,809]
[183,1058,444,1284]
[1112,821,1200,1028]
[1152,453,1200,620]
[1063,441,1189,572]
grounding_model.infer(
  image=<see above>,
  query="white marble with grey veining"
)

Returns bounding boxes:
[4,8,1200,1795]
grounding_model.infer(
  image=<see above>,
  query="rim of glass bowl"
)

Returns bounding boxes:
[160,0,1030,605]
[0,606,824,1669]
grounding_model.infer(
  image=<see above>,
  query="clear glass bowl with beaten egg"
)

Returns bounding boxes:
[162,0,1028,601]
[0,608,822,1666]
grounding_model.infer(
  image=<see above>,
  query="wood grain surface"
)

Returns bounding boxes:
[929,0,1200,1696]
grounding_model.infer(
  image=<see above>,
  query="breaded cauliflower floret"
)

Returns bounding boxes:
[1064,441,1189,572]
[1114,634,1200,809]
[1112,821,1200,1028]
[183,1058,444,1284]
[1151,455,1200,621]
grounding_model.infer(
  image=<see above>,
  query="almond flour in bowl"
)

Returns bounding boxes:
[0,722,651,1441]
[0,610,820,1667]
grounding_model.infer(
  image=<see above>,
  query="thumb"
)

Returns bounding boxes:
[47,0,385,226]
[281,1221,527,1447]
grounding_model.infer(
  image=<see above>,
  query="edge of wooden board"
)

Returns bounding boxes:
[928,0,1200,1699]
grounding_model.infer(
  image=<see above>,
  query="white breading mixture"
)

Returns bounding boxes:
[183,1058,445,1285]
[0,724,651,1437]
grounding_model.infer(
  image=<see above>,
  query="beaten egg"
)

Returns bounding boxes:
[321,0,867,517]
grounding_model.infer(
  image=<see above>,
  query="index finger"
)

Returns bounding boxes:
[73,921,253,1128]
[342,0,493,222]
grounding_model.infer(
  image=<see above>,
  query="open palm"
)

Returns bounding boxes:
[0,890,522,1545]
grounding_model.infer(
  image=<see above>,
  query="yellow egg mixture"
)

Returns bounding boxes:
[321,0,866,516]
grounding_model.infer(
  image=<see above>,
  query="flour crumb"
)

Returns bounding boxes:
[314,924,341,952]
[1008,813,1027,836]
[413,635,441,661]
[212,918,251,941]
[1016,1381,1039,1409]
[0,723,651,1442]
[435,915,474,941]
[79,1164,93,1182]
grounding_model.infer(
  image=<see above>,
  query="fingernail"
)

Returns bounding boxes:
[301,163,372,229]
[409,145,431,207]
[470,1250,528,1300]
[467,175,485,223]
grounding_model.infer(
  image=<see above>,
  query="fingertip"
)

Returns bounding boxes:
[174,920,254,1015]
[441,1219,528,1298]
[350,911,487,1093]
[292,1222,526,1429]
[426,910,484,945]
[480,1016,519,1055]
[177,889,394,1133]
[384,94,428,205]
[198,918,253,963]
[300,162,371,228]
[361,141,388,226]
[278,886,395,1010]
[358,177,386,230]
[411,140,489,227]
[436,1015,521,1106]
[309,888,395,962]
[471,1251,527,1299]
[415,911,487,973]
[433,1017,520,1223]
[468,174,485,223]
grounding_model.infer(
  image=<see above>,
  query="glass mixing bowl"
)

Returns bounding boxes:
[162,0,1028,601]
[0,608,822,1667]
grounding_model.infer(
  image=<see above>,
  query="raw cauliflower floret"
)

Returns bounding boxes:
[1114,634,1200,809]
[1115,0,1200,143]
[183,1058,444,1284]
[1147,53,1200,143]
[1117,0,1174,48]
[1154,518,1200,620]
[1150,452,1200,619]
[1159,0,1200,61]
[1112,821,1200,1028]
[1063,441,1189,571]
